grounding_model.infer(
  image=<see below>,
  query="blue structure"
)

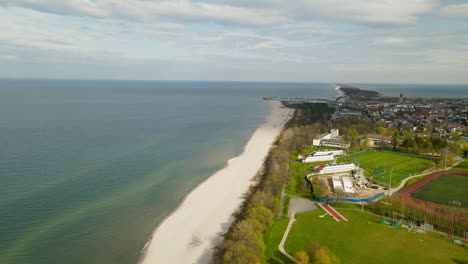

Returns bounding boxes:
[317,192,385,203]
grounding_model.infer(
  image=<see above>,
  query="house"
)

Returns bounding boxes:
[364,134,392,147]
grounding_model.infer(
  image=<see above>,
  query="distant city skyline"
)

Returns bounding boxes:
[1,0,468,84]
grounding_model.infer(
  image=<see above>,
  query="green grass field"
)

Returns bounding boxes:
[284,210,468,264]
[452,160,468,172]
[264,218,291,264]
[339,150,435,187]
[412,173,468,208]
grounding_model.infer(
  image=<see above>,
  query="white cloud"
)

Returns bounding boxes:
[218,0,438,26]
[2,0,439,27]
[3,0,288,26]
[438,3,468,19]
[373,37,409,46]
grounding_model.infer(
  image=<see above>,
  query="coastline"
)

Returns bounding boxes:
[139,101,293,264]
[332,83,344,96]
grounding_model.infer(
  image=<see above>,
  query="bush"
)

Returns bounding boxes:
[294,251,310,264]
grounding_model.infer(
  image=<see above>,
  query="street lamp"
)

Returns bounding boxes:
[444,147,449,171]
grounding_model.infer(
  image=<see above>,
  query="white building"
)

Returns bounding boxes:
[311,150,344,156]
[315,163,357,174]
[332,176,355,194]
[313,129,349,148]
[312,133,332,146]
[320,139,350,148]
[299,154,334,163]
[332,176,343,190]
[342,177,355,194]
[298,149,344,163]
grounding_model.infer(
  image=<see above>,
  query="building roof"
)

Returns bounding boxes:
[315,132,331,140]
[367,134,392,141]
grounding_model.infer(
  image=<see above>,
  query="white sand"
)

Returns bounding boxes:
[139,101,293,264]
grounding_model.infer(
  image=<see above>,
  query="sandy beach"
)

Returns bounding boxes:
[139,101,293,264]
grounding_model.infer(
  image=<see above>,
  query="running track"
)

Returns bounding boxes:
[397,171,468,207]
[319,203,348,221]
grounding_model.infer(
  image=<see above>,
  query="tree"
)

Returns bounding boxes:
[363,136,372,148]
[425,123,434,133]
[223,242,261,264]
[305,241,321,257]
[439,150,457,169]
[294,251,310,264]
[312,247,331,264]
[312,247,340,264]
[246,204,274,230]
[392,132,398,148]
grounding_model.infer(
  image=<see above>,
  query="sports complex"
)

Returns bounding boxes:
[338,150,435,187]
[400,171,468,208]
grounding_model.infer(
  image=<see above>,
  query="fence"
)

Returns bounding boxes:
[317,192,385,203]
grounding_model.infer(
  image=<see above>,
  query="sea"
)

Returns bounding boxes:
[0,79,466,264]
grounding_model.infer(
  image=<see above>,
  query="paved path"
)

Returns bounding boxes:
[288,197,318,217]
[278,198,318,264]
[278,217,299,264]
[389,157,463,195]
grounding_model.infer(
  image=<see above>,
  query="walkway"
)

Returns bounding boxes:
[278,198,318,264]
[318,203,348,222]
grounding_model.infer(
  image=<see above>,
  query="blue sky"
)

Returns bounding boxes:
[1,0,468,83]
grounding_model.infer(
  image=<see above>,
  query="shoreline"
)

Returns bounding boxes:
[332,83,344,96]
[138,101,293,264]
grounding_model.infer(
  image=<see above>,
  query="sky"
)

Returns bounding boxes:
[1,0,468,83]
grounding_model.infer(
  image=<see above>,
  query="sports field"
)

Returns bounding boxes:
[412,173,468,208]
[284,210,468,264]
[340,150,435,187]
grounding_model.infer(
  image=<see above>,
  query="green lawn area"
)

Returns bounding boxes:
[286,158,324,198]
[412,173,468,208]
[264,218,293,264]
[452,160,468,172]
[285,210,468,264]
[339,150,435,187]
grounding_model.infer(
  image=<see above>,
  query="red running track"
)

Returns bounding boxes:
[397,171,468,208]
[320,203,347,221]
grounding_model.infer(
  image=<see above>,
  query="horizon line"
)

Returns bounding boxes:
[0,77,467,86]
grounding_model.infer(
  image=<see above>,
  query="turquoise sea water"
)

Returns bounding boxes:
[0,80,336,264]
[0,80,465,264]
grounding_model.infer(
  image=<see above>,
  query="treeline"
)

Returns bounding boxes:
[211,108,296,264]
[212,103,335,264]
[373,123,463,167]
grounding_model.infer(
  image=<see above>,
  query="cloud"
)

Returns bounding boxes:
[3,0,288,26]
[3,0,438,27]
[218,0,438,26]
[373,37,409,46]
[438,3,468,19]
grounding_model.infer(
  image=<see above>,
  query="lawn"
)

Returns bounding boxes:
[452,160,468,172]
[285,210,468,264]
[339,150,435,187]
[264,218,292,264]
[412,173,468,208]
